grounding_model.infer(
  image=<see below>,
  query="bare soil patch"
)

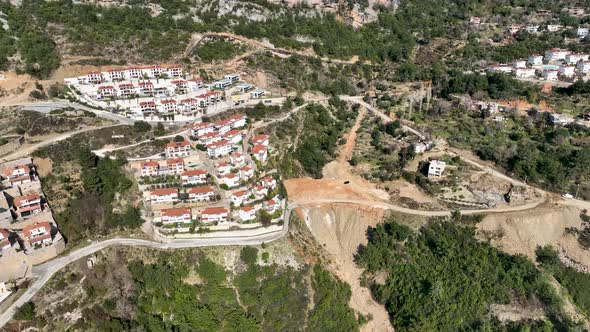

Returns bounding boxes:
[298,204,394,332]
[477,204,585,260]
[284,160,390,203]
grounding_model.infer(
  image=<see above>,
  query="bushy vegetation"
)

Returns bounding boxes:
[437,71,540,102]
[355,115,416,182]
[555,79,590,96]
[456,32,585,66]
[536,245,590,317]
[194,38,247,62]
[291,102,356,178]
[426,108,590,197]
[355,217,582,331]
[245,53,360,95]
[33,139,141,244]
[1,0,505,77]
[30,247,361,331]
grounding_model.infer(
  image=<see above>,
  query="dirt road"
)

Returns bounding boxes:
[340,96,426,139]
[338,107,366,163]
[0,123,120,163]
[186,32,361,65]
[92,128,190,158]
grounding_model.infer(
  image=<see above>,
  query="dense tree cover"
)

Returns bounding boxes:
[0,3,59,77]
[537,245,590,318]
[194,38,248,62]
[14,302,36,321]
[0,20,16,71]
[355,217,582,331]
[436,71,540,101]
[426,108,590,197]
[2,0,588,78]
[46,247,361,331]
[1,0,406,77]
[308,264,360,331]
[246,53,359,95]
[234,247,311,330]
[16,28,60,78]
[232,9,416,61]
[455,33,583,66]
[33,141,141,244]
[555,79,590,96]
[292,103,356,178]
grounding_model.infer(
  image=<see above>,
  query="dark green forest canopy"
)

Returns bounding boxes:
[355,218,583,331]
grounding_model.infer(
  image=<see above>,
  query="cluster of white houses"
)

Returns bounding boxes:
[76,65,184,84]
[137,112,279,226]
[192,113,248,158]
[233,176,279,222]
[0,222,55,252]
[0,158,63,256]
[504,25,589,39]
[487,48,590,82]
[66,67,270,119]
[150,175,279,225]
[468,14,589,40]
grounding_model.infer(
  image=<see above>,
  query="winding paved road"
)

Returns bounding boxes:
[19,100,135,125]
[0,188,561,328]
[2,94,588,328]
[0,123,121,163]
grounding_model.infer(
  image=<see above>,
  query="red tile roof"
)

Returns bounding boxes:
[181,169,207,177]
[28,233,52,244]
[23,222,51,239]
[14,194,41,207]
[0,228,9,239]
[140,161,159,168]
[251,134,270,143]
[198,132,219,139]
[241,205,255,212]
[166,158,184,165]
[2,165,29,177]
[188,186,214,194]
[201,207,228,215]
[207,139,231,149]
[9,175,32,183]
[192,122,212,130]
[161,208,191,217]
[223,129,242,138]
[232,190,248,197]
[251,144,268,154]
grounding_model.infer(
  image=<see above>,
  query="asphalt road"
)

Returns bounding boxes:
[0,123,120,163]
[0,201,298,328]
[20,100,135,125]
[2,94,588,327]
